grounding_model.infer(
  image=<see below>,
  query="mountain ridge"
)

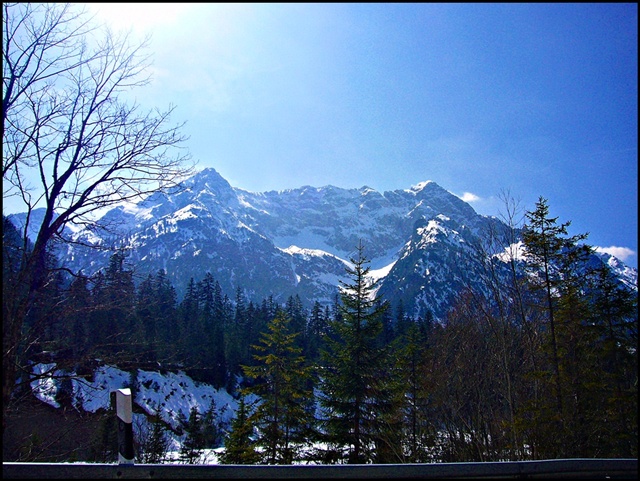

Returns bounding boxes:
[8,167,637,320]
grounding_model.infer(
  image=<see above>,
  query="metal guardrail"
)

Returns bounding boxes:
[2,458,638,479]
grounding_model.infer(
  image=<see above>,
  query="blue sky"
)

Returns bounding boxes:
[61,4,640,267]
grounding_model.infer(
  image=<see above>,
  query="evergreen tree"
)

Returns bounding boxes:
[246,301,259,360]
[66,273,92,359]
[95,252,137,356]
[135,269,179,362]
[197,273,226,386]
[522,197,589,422]
[136,274,157,361]
[395,322,438,462]
[254,298,272,347]
[202,399,224,448]
[179,406,206,464]
[285,295,308,355]
[179,277,201,370]
[154,269,178,362]
[308,301,328,361]
[89,408,119,462]
[226,287,249,377]
[209,282,229,388]
[242,313,316,464]
[219,396,260,464]
[394,299,408,341]
[519,196,626,458]
[586,265,638,457]
[87,270,107,352]
[319,241,391,464]
[136,414,171,464]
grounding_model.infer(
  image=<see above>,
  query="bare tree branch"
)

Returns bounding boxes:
[3,2,195,434]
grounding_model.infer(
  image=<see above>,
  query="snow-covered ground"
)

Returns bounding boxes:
[30,362,244,462]
[31,362,238,428]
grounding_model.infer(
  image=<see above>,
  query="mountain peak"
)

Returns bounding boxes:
[408,180,435,192]
[192,167,230,185]
[187,167,235,196]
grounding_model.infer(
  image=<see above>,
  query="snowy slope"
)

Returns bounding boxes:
[30,361,248,461]
[30,362,239,430]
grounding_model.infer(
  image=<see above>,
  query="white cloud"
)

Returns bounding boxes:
[460,192,481,203]
[595,246,636,262]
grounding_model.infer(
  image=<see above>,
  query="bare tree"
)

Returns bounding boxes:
[134,411,172,464]
[3,3,195,433]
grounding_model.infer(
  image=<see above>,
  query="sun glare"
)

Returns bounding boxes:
[84,3,195,34]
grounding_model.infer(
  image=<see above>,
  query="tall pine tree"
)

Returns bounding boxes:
[521,196,602,458]
[522,199,588,417]
[179,406,206,464]
[319,241,391,464]
[242,313,316,464]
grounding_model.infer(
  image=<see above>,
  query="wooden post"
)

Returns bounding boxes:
[115,388,134,465]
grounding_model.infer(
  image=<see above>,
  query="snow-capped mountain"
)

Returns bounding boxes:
[19,167,637,319]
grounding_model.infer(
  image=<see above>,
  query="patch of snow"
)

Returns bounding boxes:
[30,363,60,408]
[75,364,131,413]
[494,241,526,263]
[360,186,377,195]
[369,259,397,283]
[237,195,270,215]
[406,180,433,193]
[168,204,199,223]
[121,201,158,221]
[284,245,330,258]
[282,245,351,266]
[273,228,347,258]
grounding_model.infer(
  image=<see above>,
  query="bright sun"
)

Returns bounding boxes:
[84,3,195,34]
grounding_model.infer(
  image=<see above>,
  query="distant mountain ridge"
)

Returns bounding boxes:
[10,167,637,320]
